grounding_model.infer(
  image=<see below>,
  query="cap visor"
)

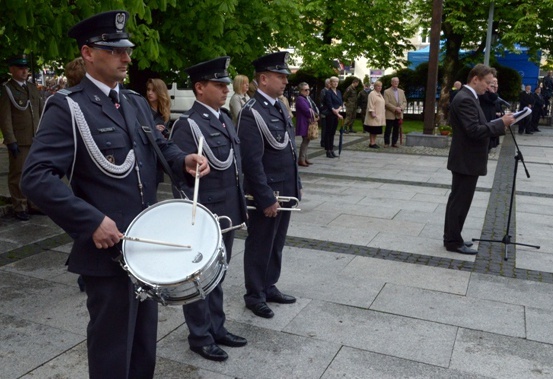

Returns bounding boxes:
[94,39,135,48]
[269,68,291,75]
[211,77,232,84]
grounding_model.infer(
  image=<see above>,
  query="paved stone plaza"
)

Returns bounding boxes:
[1,126,553,378]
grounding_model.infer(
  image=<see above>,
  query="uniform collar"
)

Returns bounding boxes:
[195,100,220,118]
[86,73,119,97]
[257,88,277,106]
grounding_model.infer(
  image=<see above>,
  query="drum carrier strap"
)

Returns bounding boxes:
[141,125,187,199]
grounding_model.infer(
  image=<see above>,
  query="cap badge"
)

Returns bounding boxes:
[94,95,101,102]
[224,58,230,69]
[284,52,290,62]
[115,12,126,32]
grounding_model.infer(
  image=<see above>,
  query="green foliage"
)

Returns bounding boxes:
[297,0,417,78]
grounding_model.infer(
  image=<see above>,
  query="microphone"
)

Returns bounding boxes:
[497,97,511,108]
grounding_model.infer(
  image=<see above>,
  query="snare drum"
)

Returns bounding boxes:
[121,199,227,306]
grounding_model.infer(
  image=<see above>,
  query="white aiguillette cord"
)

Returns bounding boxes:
[192,136,204,225]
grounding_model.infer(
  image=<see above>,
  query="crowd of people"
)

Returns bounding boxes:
[2,8,553,379]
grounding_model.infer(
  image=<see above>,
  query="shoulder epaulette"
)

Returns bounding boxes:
[244,98,256,109]
[178,113,190,120]
[121,88,140,96]
[57,89,73,96]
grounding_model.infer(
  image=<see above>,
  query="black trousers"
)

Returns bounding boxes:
[444,172,479,249]
[324,114,339,151]
[384,119,400,145]
[243,209,291,306]
[82,275,158,379]
[518,115,531,133]
[182,231,235,347]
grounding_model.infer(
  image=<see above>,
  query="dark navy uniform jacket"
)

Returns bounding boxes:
[170,101,247,227]
[237,91,301,210]
[21,77,188,276]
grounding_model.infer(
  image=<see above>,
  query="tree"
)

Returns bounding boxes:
[411,0,553,126]
[129,0,302,93]
[297,0,417,78]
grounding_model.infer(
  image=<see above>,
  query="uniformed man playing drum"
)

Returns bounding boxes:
[0,54,44,221]
[21,10,209,379]
[237,52,302,319]
[170,57,248,362]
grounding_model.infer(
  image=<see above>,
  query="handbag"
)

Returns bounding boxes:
[307,109,319,140]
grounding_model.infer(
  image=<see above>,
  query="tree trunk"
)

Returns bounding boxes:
[438,24,463,126]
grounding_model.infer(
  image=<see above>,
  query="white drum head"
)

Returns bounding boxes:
[123,199,222,285]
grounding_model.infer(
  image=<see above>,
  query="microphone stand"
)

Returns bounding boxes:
[472,124,540,260]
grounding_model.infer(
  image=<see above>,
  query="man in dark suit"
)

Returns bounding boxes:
[531,86,544,132]
[170,57,248,362]
[0,54,44,220]
[444,64,514,255]
[20,11,209,379]
[237,51,302,318]
[518,85,535,134]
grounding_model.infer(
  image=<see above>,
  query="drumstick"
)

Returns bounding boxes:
[192,136,204,225]
[122,235,192,249]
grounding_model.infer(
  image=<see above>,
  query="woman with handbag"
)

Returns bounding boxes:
[295,82,318,166]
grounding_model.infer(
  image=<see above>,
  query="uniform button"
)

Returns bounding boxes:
[106,141,112,147]
[133,142,137,147]
[139,162,143,167]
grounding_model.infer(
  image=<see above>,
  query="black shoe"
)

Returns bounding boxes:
[350,130,357,133]
[15,211,30,221]
[331,151,337,157]
[445,245,478,255]
[369,144,380,149]
[326,151,335,158]
[190,344,228,361]
[246,302,274,318]
[534,129,541,132]
[266,292,296,304]
[77,276,86,292]
[525,131,534,134]
[215,332,247,347]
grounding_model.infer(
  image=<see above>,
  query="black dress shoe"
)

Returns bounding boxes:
[246,302,274,318]
[266,292,296,304]
[331,151,338,157]
[215,332,247,347]
[190,344,228,361]
[326,151,335,158]
[446,245,478,255]
[15,211,30,221]
[525,131,534,134]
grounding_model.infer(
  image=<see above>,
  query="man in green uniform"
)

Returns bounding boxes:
[342,77,359,133]
[0,55,44,220]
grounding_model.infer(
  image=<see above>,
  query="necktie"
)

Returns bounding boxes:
[109,89,121,109]
[274,101,283,115]
[219,113,226,128]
